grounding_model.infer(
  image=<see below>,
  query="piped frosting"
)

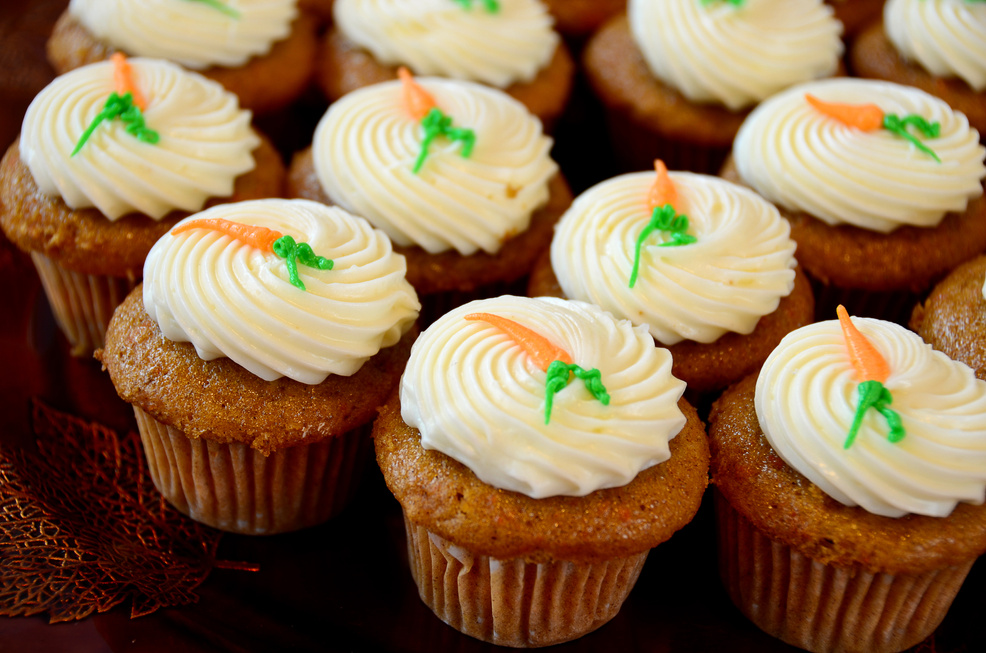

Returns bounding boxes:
[143,199,421,384]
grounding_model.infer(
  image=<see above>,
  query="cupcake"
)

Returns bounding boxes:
[98,198,421,534]
[540,0,626,37]
[0,56,284,356]
[851,0,986,134]
[317,0,574,129]
[910,254,986,380]
[47,0,319,115]
[529,163,814,395]
[726,77,986,322]
[709,309,986,653]
[288,72,572,320]
[826,0,885,37]
[374,295,709,647]
[583,0,843,173]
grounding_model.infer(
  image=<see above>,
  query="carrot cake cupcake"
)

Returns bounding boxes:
[289,71,571,317]
[728,77,986,321]
[540,0,626,36]
[99,198,421,534]
[851,0,986,134]
[317,0,574,128]
[710,309,986,652]
[0,56,284,355]
[826,0,886,37]
[374,295,709,647]
[529,163,814,394]
[910,254,986,380]
[47,0,318,115]
[583,0,843,173]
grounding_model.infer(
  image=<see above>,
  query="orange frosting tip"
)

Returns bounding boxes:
[465,313,573,372]
[806,94,884,132]
[111,52,148,111]
[172,218,283,253]
[647,159,677,211]
[836,305,890,383]
[398,66,436,121]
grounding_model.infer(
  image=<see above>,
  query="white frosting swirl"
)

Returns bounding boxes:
[884,0,986,92]
[627,0,843,111]
[400,296,687,498]
[333,0,558,88]
[756,317,986,518]
[312,77,558,255]
[20,58,259,220]
[68,0,298,70]
[734,78,986,233]
[143,199,421,384]
[550,172,796,345]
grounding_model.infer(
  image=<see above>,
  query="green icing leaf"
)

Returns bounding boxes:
[453,0,500,12]
[272,235,334,291]
[628,204,697,289]
[183,0,241,18]
[413,107,476,173]
[844,379,906,449]
[882,114,941,163]
[543,360,610,425]
[71,92,159,156]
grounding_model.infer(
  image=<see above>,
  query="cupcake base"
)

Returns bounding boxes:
[31,251,136,356]
[715,490,973,653]
[134,406,369,535]
[404,516,648,648]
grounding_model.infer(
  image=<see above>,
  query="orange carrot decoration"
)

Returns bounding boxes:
[172,218,284,253]
[806,94,883,132]
[111,53,147,111]
[647,159,678,211]
[465,313,572,371]
[836,305,890,383]
[466,312,608,424]
[398,66,436,121]
[835,305,904,449]
[805,93,942,162]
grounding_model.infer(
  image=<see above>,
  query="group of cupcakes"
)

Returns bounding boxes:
[1,1,985,652]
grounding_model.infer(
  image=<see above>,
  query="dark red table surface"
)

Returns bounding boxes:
[1,3,984,652]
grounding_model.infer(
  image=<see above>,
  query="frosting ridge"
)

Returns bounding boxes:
[550,171,797,345]
[143,199,421,384]
[756,317,986,518]
[68,0,298,70]
[20,57,259,220]
[627,0,843,111]
[734,78,986,232]
[333,0,558,88]
[312,77,558,255]
[884,0,986,92]
[400,296,687,498]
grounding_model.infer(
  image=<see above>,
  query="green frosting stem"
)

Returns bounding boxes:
[71,92,159,156]
[413,107,476,174]
[700,0,745,7]
[543,360,610,425]
[628,204,697,289]
[272,235,334,291]
[882,114,941,163]
[453,0,500,12]
[844,379,906,449]
[183,0,241,18]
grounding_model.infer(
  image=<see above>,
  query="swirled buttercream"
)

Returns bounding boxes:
[550,172,796,345]
[143,199,420,384]
[68,0,298,70]
[884,0,986,92]
[734,78,986,233]
[627,0,843,111]
[400,296,687,498]
[20,58,259,220]
[333,0,558,88]
[756,317,986,518]
[312,77,557,255]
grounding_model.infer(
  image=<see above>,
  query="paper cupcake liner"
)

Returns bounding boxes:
[714,490,973,653]
[30,252,137,356]
[603,106,732,175]
[404,516,648,648]
[133,406,369,534]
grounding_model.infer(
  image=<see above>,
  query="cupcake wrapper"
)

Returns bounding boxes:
[31,252,137,356]
[134,406,368,534]
[603,106,732,175]
[404,516,648,648]
[715,490,973,653]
